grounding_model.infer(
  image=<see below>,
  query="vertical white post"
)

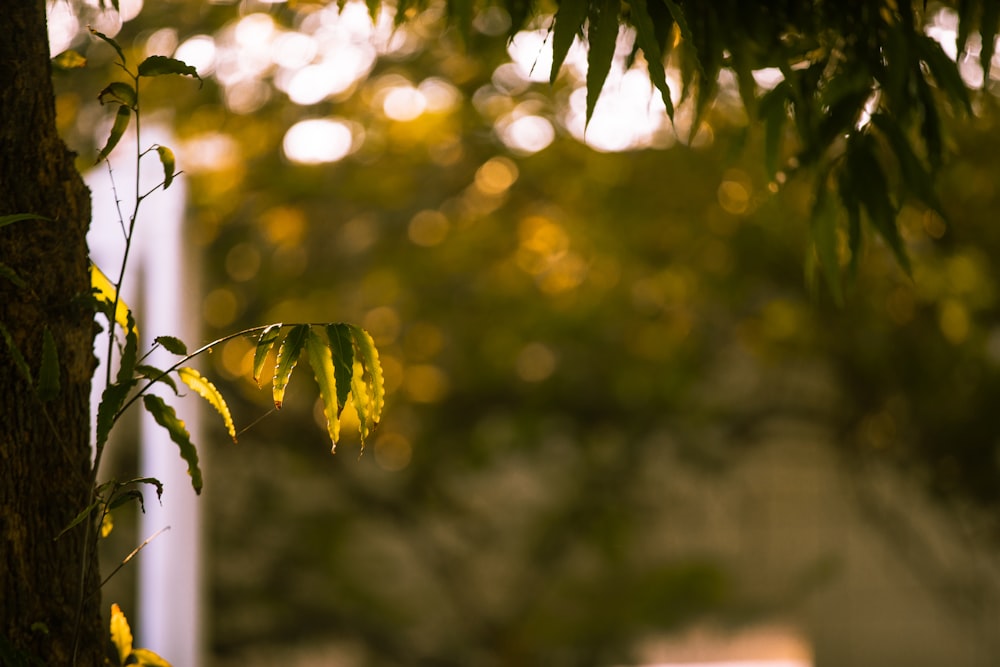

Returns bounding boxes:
[87,127,202,666]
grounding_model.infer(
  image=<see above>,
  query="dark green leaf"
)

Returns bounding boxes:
[980,0,999,86]
[116,311,138,386]
[0,262,25,288]
[90,28,126,65]
[550,0,588,85]
[98,81,136,108]
[135,364,178,393]
[142,395,203,494]
[55,499,102,540]
[869,112,946,218]
[36,328,60,402]
[155,145,176,190]
[758,82,790,177]
[109,489,145,513]
[0,322,31,383]
[154,335,187,355]
[137,55,202,84]
[810,178,844,305]
[273,324,309,409]
[96,380,136,451]
[630,0,674,119]
[253,323,282,387]
[915,74,943,170]
[914,33,972,115]
[0,213,51,229]
[96,105,131,164]
[327,323,354,414]
[847,134,911,275]
[586,0,620,127]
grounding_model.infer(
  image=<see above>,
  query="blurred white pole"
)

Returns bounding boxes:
[88,126,203,667]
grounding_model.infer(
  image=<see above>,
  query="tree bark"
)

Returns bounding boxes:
[0,2,103,664]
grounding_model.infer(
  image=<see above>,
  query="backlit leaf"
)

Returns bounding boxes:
[130,648,172,667]
[37,328,60,402]
[586,0,620,126]
[273,324,308,409]
[252,323,282,387]
[135,364,179,394]
[137,55,202,85]
[550,0,588,85]
[109,603,133,666]
[156,145,176,190]
[327,323,354,414]
[90,263,131,334]
[98,81,136,108]
[142,395,203,494]
[348,325,385,445]
[52,50,87,69]
[96,105,130,164]
[305,329,341,450]
[178,366,237,443]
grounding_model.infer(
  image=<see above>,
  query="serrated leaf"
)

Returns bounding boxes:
[550,0,588,84]
[306,329,341,450]
[0,213,51,229]
[109,603,133,666]
[96,105,130,164]
[630,0,674,119]
[156,145,176,190]
[90,28,126,65]
[96,380,136,451]
[178,366,236,443]
[98,82,137,108]
[130,648,172,667]
[253,324,282,387]
[327,323,354,415]
[52,50,87,70]
[90,263,132,334]
[137,55,202,84]
[135,364,179,394]
[272,324,308,409]
[0,322,31,383]
[37,328,60,402]
[586,0,620,127]
[154,335,187,355]
[142,395,202,494]
[348,325,385,445]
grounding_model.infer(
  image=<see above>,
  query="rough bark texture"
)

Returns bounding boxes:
[0,2,103,664]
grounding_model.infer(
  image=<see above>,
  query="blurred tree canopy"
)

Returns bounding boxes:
[22,0,1000,664]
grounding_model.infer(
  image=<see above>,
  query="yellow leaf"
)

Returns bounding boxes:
[131,647,174,666]
[305,329,341,451]
[178,367,237,443]
[348,326,384,447]
[109,603,133,666]
[101,511,114,538]
[90,262,132,335]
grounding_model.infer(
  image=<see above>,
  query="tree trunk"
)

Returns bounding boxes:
[0,2,103,664]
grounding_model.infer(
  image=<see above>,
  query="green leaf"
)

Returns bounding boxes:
[305,329,342,450]
[327,323,354,415]
[154,335,187,355]
[130,648,172,667]
[137,55,202,84]
[915,74,943,171]
[96,380,136,451]
[142,395,203,494]
[0,262,26,288]
[56,498,102,540]
[869,112,946,218]
[98,82,137,108]
[90,28,126,65]
[980,0,999,86]
[178,366,237,443]
[96,105,131,164]
[586,0,620,127]
[272,324,309,409]
[914,33,972,115]
[0,213,51,229]
[809,178,844,305]
[348,325,385,445]
[156,145,176,190]
[36,328,60,402]
[109,603,133,666]
[759,82,790,177]
[847,133,911,275]
[550,0,588,85]
[630,0,674,120]
[52,50,87,70]
[108,488,145,513]
[252,323,282,387]
[0,322,32,383]
[135,364,179,394]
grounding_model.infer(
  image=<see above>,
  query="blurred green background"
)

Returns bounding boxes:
[51,1,1000,664]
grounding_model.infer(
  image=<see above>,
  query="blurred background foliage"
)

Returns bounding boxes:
[51,0,1000,664]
